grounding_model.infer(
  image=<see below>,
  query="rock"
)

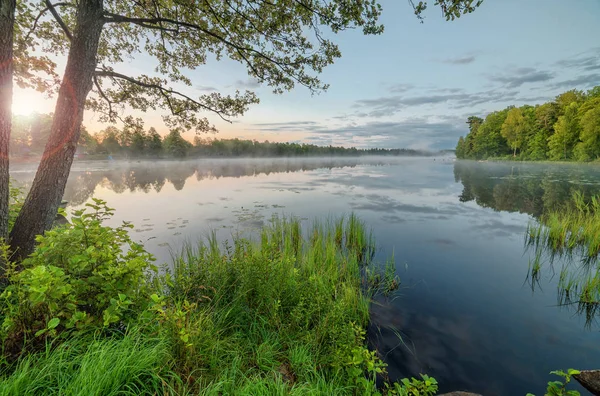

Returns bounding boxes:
[438,393,482,396]
[574,370,600,396]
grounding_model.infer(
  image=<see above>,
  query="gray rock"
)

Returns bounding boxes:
[574,370,600,396]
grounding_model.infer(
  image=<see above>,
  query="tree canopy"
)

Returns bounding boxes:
[456,86,600,162]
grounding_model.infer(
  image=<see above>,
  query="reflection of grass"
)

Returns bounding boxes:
[526,192,600,327]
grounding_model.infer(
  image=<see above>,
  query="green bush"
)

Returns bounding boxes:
[0,199,157,352]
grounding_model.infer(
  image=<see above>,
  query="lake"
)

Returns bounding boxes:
[10,157,600,395]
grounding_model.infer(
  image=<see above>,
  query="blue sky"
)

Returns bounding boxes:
[12,0,600,150]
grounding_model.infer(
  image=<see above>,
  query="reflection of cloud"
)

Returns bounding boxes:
[350,193,462,215]
[471,219,525,237]
[381,214,406,224]
[431,238,456,247]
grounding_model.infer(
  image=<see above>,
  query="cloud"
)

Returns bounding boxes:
[488,67,555,88]
[555,48,600,72]
[442,55,476,65]
[353,90,519,117]
[551,73,600,89]
[246,121,320,132]
[388,83,415,93]
[304,117,467,150]
[233,79,261,89]
[196,85,218,92]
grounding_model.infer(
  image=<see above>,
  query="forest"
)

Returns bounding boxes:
[456,86,600,161]
[10,114,432,159]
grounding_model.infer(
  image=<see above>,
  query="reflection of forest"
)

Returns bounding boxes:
[453,161,600,218]
[11,158,372,206]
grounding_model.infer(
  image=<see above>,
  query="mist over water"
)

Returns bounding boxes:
[10,157,600,395]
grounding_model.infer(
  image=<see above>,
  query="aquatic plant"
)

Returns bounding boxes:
[526,191,600,327]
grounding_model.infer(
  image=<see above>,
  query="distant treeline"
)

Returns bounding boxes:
[456,86,600,161]
[10,115,434,159]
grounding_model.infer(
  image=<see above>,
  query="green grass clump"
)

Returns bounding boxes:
[159,214,387,393]
[526,192,600,326]
[0,331,178,395]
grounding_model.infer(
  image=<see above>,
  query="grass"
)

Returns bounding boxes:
[525,192,600,326]
[0,214,402,395]
[0,331,178,395]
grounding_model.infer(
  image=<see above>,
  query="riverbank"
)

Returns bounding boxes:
[1,205,433,394]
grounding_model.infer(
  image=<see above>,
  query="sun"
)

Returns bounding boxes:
[12,90,53,116]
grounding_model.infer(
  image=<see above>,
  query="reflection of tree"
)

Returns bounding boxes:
[454,161,600,218]
[11,158,369,206]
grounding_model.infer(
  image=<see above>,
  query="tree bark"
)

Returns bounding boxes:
[9,0,104,260]
[0,0,15,241]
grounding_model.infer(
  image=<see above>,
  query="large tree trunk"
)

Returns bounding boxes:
[0,0,15,279]
[9,0,104,260]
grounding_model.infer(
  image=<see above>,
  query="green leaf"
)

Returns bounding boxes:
[47,317,60,329]
[35,328,47,337]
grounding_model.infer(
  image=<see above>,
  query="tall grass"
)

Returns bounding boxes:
[526,192,600,326]
[161,214,386,393]
[0,331,179,395]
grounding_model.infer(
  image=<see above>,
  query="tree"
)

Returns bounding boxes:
[8,0,482,259]
[0,0,16,244]
[146,127,163,157]
[501,107,526,157]
[574,105,600,161]
[548,103,581,161]
[163,129,191,158]
[472,110,509,159]
[130,130,146,157]
[455,136,466,158]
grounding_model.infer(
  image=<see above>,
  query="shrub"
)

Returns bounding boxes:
[0,199,157,353]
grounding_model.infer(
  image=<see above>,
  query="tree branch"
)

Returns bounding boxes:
[23,2,74,44]
[94,69,232,123]
[45,0,73,41]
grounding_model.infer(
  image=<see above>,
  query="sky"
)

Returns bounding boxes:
[12,0,600,150]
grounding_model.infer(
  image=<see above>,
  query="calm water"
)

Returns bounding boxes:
[10,157,600,395]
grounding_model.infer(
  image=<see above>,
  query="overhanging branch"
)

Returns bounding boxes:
[45,0,73,41]
[94,69,232,123]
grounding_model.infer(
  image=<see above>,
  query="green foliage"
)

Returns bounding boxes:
[501,107,526,156]
[387,374,438,396]
[526,369,581,396]
[0,199,157,349]
[7,182,23,234]
[457,86,600,162]
[162,130,192,158]
[0,331,179,395]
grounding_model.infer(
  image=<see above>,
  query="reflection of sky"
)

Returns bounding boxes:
[10,157,600,395]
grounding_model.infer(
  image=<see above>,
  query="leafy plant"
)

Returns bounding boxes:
[0,199,157,352]
[388,374,439,396]
[527,369,581,396]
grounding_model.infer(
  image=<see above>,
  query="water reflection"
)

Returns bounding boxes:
[455,160,600,330]
[453,160,600,218]
[11,158,394,206]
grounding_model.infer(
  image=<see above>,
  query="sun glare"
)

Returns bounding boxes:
[12,91,52,116]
